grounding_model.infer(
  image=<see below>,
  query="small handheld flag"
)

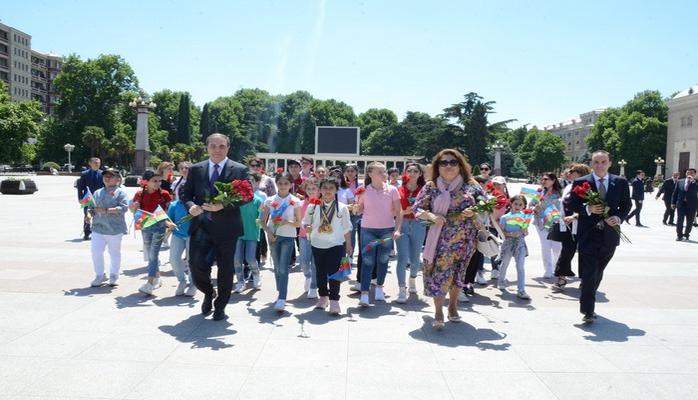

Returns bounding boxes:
[542,205,561,229]
[520,186,543,204]
[363,237,393,253]
[328,257,352,281]
[79,188,95,208]
[141,205,170,229]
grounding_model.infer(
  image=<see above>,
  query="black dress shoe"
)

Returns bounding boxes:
[201,290,216,315]
[685,235,691,241]
[668,222,676,226]
[582,314,595,324]
[83,235,91,241]
[212,311,228,321]
[676,237,683,241]
[636,223,644,227]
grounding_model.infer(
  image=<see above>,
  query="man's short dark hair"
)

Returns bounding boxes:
[592,150,611,159]
[687,168,697,174]
[206,133,231,147]
[636,170,644,175]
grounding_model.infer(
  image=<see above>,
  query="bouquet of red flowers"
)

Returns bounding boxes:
[572,181,631,243]
[212,179,254,207]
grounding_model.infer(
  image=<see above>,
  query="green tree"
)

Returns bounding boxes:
[297,99,356,154]
[357,108,398,142]
[176,93,191,144]
[0,81,43,164]
[275,91,314,153]
[151,89,180,142]
[81,126,109,157]
[510,156,528,178]
[200,102,211,142]
[530,131,566,173]
[399,111,450,160]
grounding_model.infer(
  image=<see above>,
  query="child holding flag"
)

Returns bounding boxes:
[88,168,128,287]
[497,195,533,299]
[302,177,353,315]
[132,170,175,295]
[298,178,320,299]
[167,198,197,297]
[532,173,563,278]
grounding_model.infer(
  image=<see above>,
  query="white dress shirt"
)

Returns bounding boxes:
[208,158,229,181]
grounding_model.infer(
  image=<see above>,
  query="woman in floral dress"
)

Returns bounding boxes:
[412,149,483,329]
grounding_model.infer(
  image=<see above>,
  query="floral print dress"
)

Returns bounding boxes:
[412,180,483,297]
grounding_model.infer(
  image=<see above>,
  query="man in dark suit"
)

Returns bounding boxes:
[656,171,679,225]
[180,133,250,321]
[671,168,698,241]
[76,157,104,240]
[565,150,631,324]
[625,170,645,226]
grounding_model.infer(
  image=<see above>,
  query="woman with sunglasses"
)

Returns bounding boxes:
[412,149,483,329]
[534,172,563,278]
[395,163,427,302]
[479,163,492,180]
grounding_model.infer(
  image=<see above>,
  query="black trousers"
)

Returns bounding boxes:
[578,245,616,316]
[663,199,675,224]
[256,228,268,263]
[676,207,697,238]
[189,227,237,313]
[83,208,91,237]
[554,231,577,277]
[627,200,643,225]
[312,245,344,300]
[464,250,483,284]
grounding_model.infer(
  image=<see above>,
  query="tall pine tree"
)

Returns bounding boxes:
[199,102,210,142]
[176,93,191,144]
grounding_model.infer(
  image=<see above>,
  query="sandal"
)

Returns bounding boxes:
[447,313,462,323]
[553,277,567,291]
[432,319,445,330]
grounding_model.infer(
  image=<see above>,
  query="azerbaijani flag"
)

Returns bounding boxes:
[141,205,170,229]
[520,185,543,204]
[504,212,533,229]
[542,205,561,229]
[79,188,95,208]
[328,256,352,281]
[133,209,152,231]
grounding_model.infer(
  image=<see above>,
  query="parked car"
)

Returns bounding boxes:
[61,164,75,172]
[0,165,11,172]
[12,165,35,173]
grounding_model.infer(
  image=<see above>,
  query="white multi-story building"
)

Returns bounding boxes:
[542,109,606,163]
[665,85,698,175]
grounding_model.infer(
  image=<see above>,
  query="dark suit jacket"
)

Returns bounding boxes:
[564,173,631,250]
[630,178,644,201]
[671,178,698,210]
[76,168,104,200]
[180,159,250,239]
[657,178,677,201]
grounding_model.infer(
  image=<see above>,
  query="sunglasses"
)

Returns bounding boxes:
[541,177,550,181]
[249,164,261,167]
[480,167,490,171]
[406,169,420,173]
[438,159,459,167]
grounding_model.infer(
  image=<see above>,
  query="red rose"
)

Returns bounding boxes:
[401,174,410,184]
[270,202,279,208]
[276,167,284,174]
[354,187,366,196]
[271,216,283,223]
[289,200,296,206]
[485,181,495,191]
[309,197,322,205]
[522,208,534,214]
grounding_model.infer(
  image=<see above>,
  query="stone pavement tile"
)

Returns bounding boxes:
[73,332,182,363]
[347,341,439,371]
[347,310,429,343]
[346,369,454,400]
[634,373,698,400]
[537,372,654,400]
[0,356,58,395]
[514,344,620,373]
[0,292,96,331]
[431,343,531,372]
[488,321,590,345]
[165,338,267,367]
[22,358,157,398]
[265,308,350,341]
[443,371,556,400]
[124,364,250,400]
[0,397,115,400]
[185,316,273,342]
[649,324,698,346]
[254,338,347,369]
[237,366,347,400]
[0,330,107,359]
[593,344,698,373]
[567,316,665,346]
[0,328,29,345]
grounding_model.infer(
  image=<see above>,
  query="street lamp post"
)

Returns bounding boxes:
[63,143,75,173]
[129,96,157,175]
[493,141,505,176]
[654,157,665,180]
[618,159,627,177]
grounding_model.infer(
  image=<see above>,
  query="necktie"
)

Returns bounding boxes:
[598,178,606,200]
[210,163,220,195]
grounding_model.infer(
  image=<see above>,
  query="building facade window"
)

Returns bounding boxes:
[688,116,693,127]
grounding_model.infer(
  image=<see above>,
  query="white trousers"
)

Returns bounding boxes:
[91,232,123,278]
[536,226,561,276]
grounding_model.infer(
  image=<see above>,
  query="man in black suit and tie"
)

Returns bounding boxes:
[180,133,250,321]
[656,171,679,225]
[76,157,104,240]
[565,150,631,324]
[672,168,698,241]
[625,170,645,226]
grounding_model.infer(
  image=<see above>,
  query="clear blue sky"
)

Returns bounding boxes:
[4,0,697,127]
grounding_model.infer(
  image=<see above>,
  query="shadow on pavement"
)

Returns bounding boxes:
[575,315,646,343]
[409,315,511,350]
[63,286,116,296]
[159,314,235,350]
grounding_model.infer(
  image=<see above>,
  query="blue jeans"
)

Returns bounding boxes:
[396,218,427,287]
[234,239,259,283]
[360,227,393,291]
[169,235,192,283]
[270,236,294,300]
[142,222,166,278]
[298,237,317,290]
[497,236,528,292]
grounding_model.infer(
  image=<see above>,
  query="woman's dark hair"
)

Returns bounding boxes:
[274,171,294,185]
[387,167,399,175]
[430,149,477,185]
[510,194,528,208]
[542,172,563,195]
[317,176,342,218]
[329,168,349,189]
[403,162,425,187]
[250,172,263,183]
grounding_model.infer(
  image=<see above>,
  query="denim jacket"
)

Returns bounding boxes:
[90,186,128,235]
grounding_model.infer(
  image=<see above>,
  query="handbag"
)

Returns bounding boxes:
[476,214,505,257]
[546,222,564,242]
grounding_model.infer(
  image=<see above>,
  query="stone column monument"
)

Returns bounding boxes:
[129,96,156,175]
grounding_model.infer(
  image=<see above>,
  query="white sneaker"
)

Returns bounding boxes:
[152,278,162,290]
[491,269,499,280]
[175,281,188,296]
[497,281,507,290]
[139,282,154,295]
[185,283,197,297]
[517,290,531,300]
[396,287,407,304]
[304,277,311,292]
[108,275,119,286]
[374,286,385,301]
[329,300,341,315]
[91,275,107,287]
[459,291,469,303]
[274,299,286,311]
[307,288,318,299]
[476,271,487,285]
[350,281,362,292]
[252,274,262,289]
[543,273,553,279]
[234,282,245,293]
[371,278,378,286]
[408,277,417,294]
[359,293,370,307]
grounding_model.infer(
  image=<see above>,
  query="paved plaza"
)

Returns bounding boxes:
[0,175,697,400]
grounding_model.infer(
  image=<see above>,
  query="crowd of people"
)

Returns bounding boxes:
[78,133,697,328]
